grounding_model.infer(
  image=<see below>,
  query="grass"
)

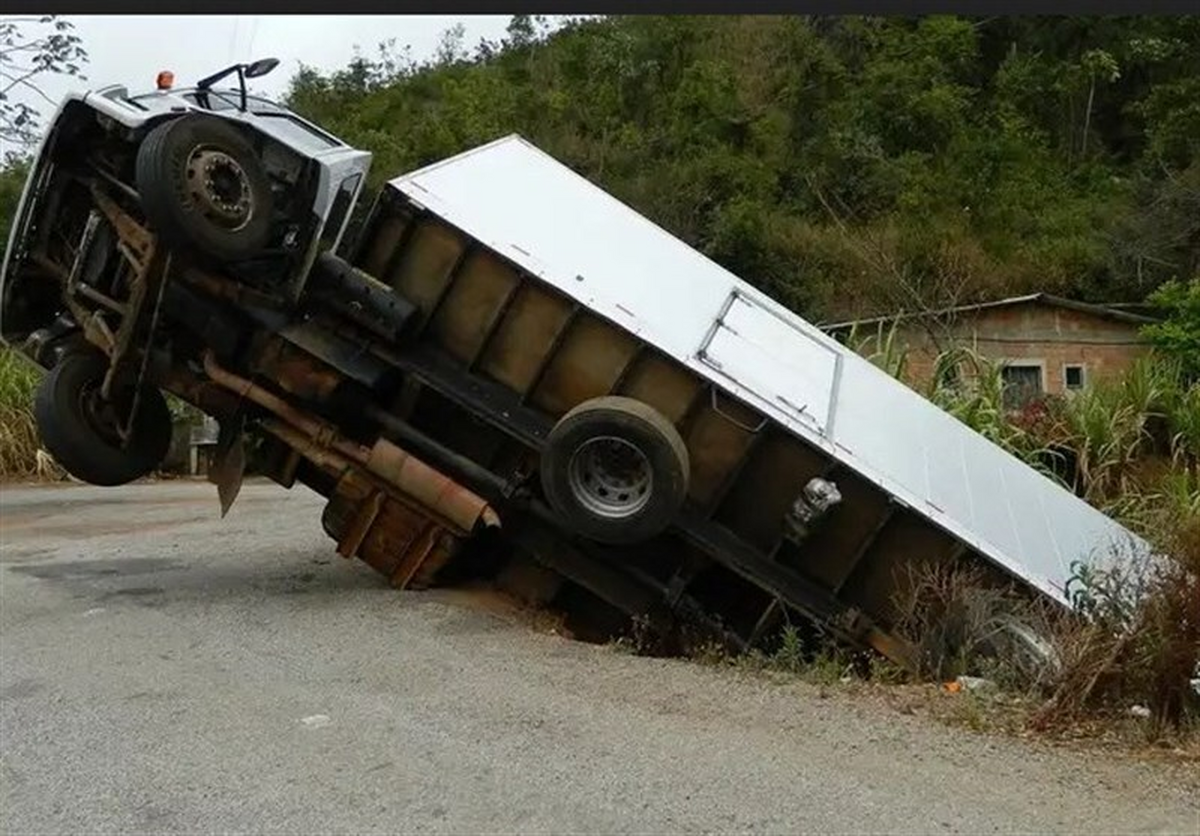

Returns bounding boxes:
[883,345,1199,744]
[0,348,43,478]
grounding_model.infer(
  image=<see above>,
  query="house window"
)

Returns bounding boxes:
[1001,363,1043,409]
[1064,364,1086,390]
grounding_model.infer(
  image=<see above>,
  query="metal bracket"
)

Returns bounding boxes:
[208,413,247,518]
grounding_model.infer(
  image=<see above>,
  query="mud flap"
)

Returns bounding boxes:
[208,414,246,517]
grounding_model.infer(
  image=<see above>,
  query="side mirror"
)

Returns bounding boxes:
[244,58,280,79]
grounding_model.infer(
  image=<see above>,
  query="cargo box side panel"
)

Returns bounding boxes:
[429,250,521,364]
[615,352,703,427]
[386,219,466,324]
[530,314,640,417]
[479,286,575,396]
[387,136,1151,604]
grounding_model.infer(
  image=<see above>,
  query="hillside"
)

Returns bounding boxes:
[0,16,1196,322]
[282,15,1200,323]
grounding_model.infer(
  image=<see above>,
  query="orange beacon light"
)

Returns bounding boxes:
[156,71,175,90]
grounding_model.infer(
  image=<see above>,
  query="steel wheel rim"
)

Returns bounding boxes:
[185,146,253,230]
[567,435,653,520]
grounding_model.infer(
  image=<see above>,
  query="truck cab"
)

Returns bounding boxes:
[0,59,371,486]
[1,58,371,350]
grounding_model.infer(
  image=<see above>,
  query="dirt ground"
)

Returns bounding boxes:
[1,480,1198,835]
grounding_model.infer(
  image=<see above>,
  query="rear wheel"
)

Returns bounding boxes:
[136,114,273,262]
[34,351,172,486]
[540,396,690,545]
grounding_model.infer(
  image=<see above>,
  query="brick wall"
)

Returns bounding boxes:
[853,301,1150,395]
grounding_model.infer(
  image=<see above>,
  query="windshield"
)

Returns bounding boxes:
[180,90,289,114]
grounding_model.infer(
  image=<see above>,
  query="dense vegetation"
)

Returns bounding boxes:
[282,15,1200,322]
[1,16,1197,320]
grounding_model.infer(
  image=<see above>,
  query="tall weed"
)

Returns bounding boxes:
[0,349,40,478]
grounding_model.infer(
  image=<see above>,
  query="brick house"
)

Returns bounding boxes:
[822,294,1159,408]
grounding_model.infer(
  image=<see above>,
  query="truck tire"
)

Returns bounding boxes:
[34,350,172,486]
[136,114,273,262]
[540,396,690,545]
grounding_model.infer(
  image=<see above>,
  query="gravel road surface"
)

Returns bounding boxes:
[1,480,1197,835]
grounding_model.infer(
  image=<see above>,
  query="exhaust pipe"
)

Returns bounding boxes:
[201,351,499,534]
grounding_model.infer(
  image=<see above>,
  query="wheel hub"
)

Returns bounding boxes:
[567,436,653,520]
[77,379,129,446]
[185,148,253,230]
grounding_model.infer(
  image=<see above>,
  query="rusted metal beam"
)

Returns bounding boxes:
[91,188,153,267]
[119,250,174,441]
[337,489,384,559]
[389,525,445,589]
[101,246,168,401]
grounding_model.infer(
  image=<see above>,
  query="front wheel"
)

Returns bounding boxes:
[136,114,274,262]
[33,351,172,486]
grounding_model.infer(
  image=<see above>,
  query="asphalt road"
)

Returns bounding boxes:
[1,480,1197,835]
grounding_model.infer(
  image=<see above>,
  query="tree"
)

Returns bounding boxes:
[281,16,1200,321]
[0,157,31,247]
[1142,278,1200,382]
[434,23,467,68]
[506,15,550,50]
[1,16,88,147]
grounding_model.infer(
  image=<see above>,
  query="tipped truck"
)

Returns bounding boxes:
[0,66,1152,665]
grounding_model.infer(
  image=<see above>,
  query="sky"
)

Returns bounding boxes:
[5,15,521,134]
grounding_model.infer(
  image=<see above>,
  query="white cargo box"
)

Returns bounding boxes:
[390,135,1151,606]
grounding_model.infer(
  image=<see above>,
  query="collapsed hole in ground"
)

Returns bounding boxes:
[438,531,884,667]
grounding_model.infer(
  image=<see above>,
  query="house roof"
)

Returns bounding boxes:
[821,293,1161,331]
